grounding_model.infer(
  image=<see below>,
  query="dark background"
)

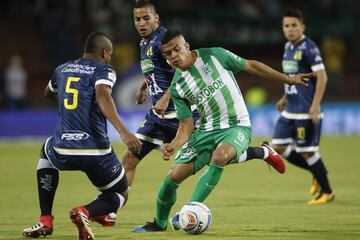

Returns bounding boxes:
[0,0,359,110]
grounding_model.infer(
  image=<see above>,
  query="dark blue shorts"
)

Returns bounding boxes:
[272,116,322,152]
[43,137,128,192]
[136,110,179,145]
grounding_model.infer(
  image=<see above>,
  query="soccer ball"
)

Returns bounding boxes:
[178,201,212,234]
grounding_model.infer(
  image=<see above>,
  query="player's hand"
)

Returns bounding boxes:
[152,95,170,118]
[287,72,314,86]
[121,132,142,154]
[276,98,286,112]
[162,143,175,161]
[136,88,148,105]
[309,103,322,123]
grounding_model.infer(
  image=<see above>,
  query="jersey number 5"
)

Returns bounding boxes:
[64,76,80,110]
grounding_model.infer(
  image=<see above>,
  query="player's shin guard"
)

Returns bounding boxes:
[37,159,59,216]
[191,163,224,202]
[156,177,179,229]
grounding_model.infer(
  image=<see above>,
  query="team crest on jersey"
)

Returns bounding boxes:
[147,47,153,57]
[141,59,154,73]
[202,63,213,76]
[293,51,302,60]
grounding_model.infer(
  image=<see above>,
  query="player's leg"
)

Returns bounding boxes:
[122,141,156,186]
[122,113,176,186]
[23,139,59,238]
[191,126,251,202]
[237,143,286,174]
[132,162,194,232]
[294,120,334,204]
[272,116,311,170]
[70,151,128,239]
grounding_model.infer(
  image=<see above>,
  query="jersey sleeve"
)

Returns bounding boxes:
[95,66,117,88]
[48,69,58,92]
[211,47,247,73]
[305,42,325,72]
[170,80,193,120]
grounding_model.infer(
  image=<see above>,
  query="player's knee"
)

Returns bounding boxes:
[167,164,193,184]
[121,151,139,171]
[211,147,234,166]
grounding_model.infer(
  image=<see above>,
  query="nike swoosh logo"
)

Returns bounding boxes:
[206,183,215,188]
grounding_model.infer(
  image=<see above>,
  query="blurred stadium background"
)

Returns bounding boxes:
[0,0,359,139]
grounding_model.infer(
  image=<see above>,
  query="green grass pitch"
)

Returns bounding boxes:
[0,136,360,239]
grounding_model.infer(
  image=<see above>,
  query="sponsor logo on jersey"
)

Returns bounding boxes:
[190,77,225,104]
[282,60,298,73]
[61,64,96,75]
[141,59,154,73]
[293,51,302,60]
[61,131,90,141]
[178,147,197,159]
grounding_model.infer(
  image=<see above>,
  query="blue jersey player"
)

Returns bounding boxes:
[22,32,141,239]
[122,0,197,186]
[271,9,334,205]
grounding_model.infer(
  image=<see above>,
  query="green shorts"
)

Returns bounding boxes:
[174,126,251,173]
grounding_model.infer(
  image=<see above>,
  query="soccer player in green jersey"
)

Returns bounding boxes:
[132,30,312,232]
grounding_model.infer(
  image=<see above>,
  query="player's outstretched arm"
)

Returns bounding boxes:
[244,60,312,85]
[96,84,142,153]
[162,117,194,160]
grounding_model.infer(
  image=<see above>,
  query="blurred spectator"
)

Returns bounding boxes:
[321,33,346,96]
[4,54,28,109]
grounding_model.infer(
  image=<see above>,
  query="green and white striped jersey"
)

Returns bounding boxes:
[170,47,251,131]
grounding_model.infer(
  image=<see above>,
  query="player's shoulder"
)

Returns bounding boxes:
[150,26,167,44]
[304,36,318,47]
[302,37,322,57]
[299,36,319,51]
[55,59,77,72]
[196,47,227,56]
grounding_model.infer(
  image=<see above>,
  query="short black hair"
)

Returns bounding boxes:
[283,9,304,23]
[134,0,157,12]
[161,30,183,45]
[84,32,110,53]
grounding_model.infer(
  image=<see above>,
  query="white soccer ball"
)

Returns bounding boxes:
[178,201,212,234]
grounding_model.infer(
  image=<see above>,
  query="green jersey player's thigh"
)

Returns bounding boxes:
[174,126,251,173]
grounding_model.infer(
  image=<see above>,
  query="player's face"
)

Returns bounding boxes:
[133,6,159,40]
[282,17,305,43]
[162,36,193,71]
